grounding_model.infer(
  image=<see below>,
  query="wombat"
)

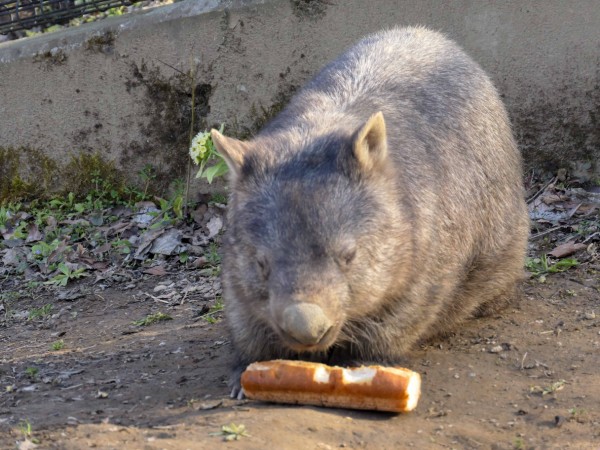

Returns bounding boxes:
[211,26,529,396]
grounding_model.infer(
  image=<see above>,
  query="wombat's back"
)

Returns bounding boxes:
[263,26,526,264]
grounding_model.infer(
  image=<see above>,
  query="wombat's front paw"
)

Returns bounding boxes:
[228,364,248,400]
[230,385,245,400]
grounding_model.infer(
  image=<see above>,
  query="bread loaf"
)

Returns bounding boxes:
[241,360,421,413]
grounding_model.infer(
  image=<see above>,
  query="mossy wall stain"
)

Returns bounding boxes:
[239,84,299,140]
[121,61,213,194]
[32,49,68,70]
[62,152,124,196]
[218,10,246,55]
[290,0,328,21]
[85,31,116,54]
[0,146,126,204]
[513,83,600,175]
[0,147,58,202]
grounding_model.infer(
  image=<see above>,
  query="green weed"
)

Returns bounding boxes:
[28,304,52,320]
[51,340,65,351]
[132,312,172,327]
[513,437,524,450]
[112,239,132,254]
[24,367,39,379]
[211,423,250,441]
[138,164,156,200]
[568,407,588,423]
[530,379,566,396]
[31,240,61,261]
[206,242,221,266]
[18,419,39,444]
[201,298,224,324]
[0,291,19,302]
[45,263,88,287]
[525,255,579,278]
[0,206,9,227]
[209,192,228,205]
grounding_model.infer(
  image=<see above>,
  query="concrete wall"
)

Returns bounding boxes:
[1,0,599,195]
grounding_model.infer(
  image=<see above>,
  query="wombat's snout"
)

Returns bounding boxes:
[281,303,333,347]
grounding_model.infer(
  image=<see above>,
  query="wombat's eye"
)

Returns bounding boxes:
[256,254,270,280]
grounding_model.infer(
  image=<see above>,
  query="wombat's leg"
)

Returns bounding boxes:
[229,359,248,400]
[439,241,527,331]
[473,284,519,317]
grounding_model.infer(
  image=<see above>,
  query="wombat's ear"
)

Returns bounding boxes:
[211,129,250,181]
[352,112,388,173]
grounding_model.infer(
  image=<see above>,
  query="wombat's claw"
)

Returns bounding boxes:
[230,386,245,400]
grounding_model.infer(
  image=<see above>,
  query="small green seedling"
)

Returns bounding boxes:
[132,312,172,327]
[568,407,588,423]
[179,252,189,264]
[530,379,566,396]
[24,367,39,379]
[525,255,579,278]
[18,419,39,444]
[51,340,65,351]
[201,298,224,324]
[211,423,250,441]
[206,242,221,266]
[112,239,132,254]
[45,262,88,287]
[28,304,52,320]
[209,192,228,205]
[0,206,10,227]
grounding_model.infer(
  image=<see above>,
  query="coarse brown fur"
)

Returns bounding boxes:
[211,26,530,393]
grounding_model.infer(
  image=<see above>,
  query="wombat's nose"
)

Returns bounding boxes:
[281,303,333,346]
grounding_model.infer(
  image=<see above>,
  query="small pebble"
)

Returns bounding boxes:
[583,312,596,320]
[554,415,566,428]
[489,345,504,353]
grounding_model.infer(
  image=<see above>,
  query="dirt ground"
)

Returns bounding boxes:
[1,179,600,449]
[1,264,599,449]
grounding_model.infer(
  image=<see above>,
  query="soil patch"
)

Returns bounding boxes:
[1,271,599,449]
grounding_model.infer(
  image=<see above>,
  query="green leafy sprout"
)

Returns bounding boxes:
[132,312,172,327]
[44,262,88,287]
[24,367,39,379]
[51,340,65,351]
[530,379,566,396]
[211,423,250,441]
[28,304,52,320]
[525,255,579,278]
[18,419,39,444]
[202,298,224,324]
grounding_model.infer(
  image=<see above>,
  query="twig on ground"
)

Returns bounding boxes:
[527,176,556,204]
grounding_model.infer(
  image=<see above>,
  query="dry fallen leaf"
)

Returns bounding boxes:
[144,265,168,276]
[94,242,112,254]
[26,223,43,243]
[548,241,586,258]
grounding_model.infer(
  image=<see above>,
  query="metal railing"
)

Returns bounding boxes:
[0,0,133,34]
